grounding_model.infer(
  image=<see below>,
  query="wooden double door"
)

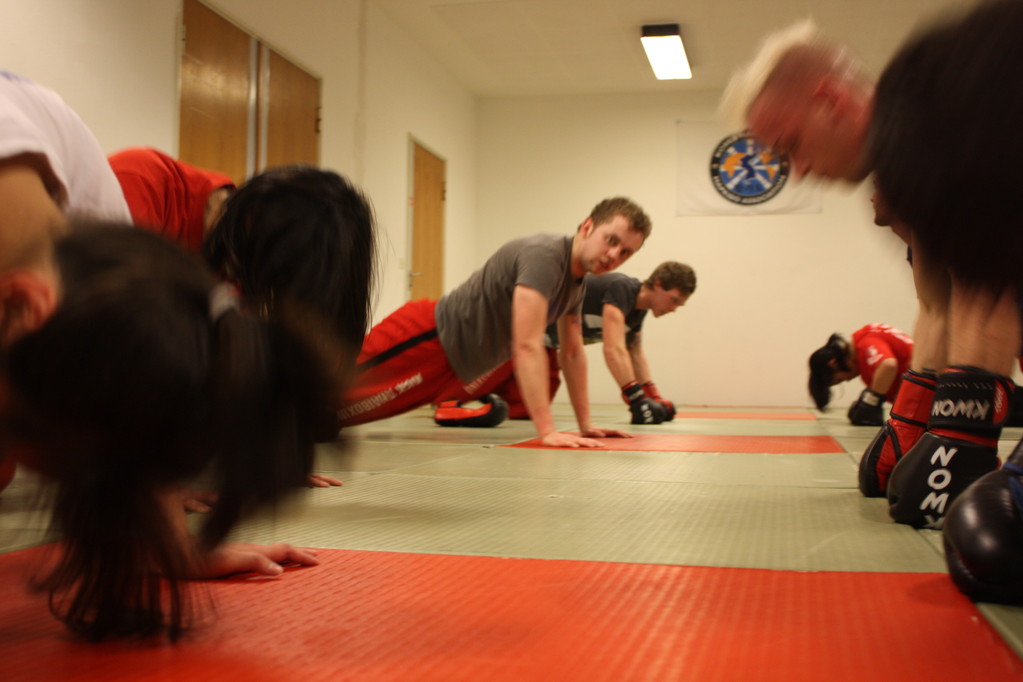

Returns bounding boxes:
[179,0,319,183]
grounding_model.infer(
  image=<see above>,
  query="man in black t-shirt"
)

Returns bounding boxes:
[494,261,697,424]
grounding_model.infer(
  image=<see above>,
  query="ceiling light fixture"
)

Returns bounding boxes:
[641,24,692,80]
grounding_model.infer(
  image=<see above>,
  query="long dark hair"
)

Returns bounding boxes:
[202,165,377,359]
[808,333,850,409]
[2,224,339,641]
[870,0,1023,291]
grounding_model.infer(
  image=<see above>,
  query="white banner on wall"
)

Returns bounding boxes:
[676,120,821,217]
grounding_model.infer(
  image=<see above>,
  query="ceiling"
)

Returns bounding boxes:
[373,0,980,98]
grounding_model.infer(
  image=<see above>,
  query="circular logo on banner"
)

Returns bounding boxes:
[710,133,789,205]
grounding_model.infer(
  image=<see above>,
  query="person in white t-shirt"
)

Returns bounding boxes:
[0,71,129,348]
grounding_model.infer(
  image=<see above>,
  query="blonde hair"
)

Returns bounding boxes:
[718,19,865,129]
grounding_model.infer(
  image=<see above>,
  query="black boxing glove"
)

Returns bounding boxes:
[888,367,1013,528]
[887,432,998,529]
[622,381,666,425]
[848,388,884,426]
[642,381,676,420]
[943,452,1023,604]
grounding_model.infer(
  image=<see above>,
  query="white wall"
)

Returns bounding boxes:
[477,90,919,408]
[0,0,180,152]
[0,0,479,326]
[361,1,479,318]
[1,1,931,409]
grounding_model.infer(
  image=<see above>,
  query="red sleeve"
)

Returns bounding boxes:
[115,171,165,233]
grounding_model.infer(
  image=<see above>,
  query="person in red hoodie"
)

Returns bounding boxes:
[108,146,235,252]
[808,324,914,427]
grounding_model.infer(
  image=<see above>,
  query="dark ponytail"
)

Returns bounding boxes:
[199,302,336,547]
[2,224,339,640]
[870,0,1023,291]
[807,333,850,410]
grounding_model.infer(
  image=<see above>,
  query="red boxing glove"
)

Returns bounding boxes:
[641,381,663,401]
[642,381,676,421]
[622,380,643,405]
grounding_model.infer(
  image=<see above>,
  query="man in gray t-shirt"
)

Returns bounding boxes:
[435,233,583,384]
[338,197,653,448]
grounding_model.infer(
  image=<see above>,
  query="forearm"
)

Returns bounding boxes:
[560,344,592,432]
[629,346,652,384]
[948,279,1020,376]
[602,342,635,387]
[514,341,558,438]
[912,302,949,374]
[910,235,951,373]
[870,359,899,396]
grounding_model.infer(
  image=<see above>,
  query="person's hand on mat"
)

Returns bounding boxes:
[581,426,633,439]
[307,473,343,487]
[199,542,320,578]
[540,431,605,448]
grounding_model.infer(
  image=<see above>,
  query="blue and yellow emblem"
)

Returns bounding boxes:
[710,133,788,205]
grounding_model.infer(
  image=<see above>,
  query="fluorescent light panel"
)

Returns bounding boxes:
[641,24,691,80]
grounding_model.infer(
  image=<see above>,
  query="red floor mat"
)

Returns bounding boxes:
[506,433,844,453]
[2,546,1020,681]
[674,411,816,420]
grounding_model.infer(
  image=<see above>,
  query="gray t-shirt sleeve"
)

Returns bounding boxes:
[515,239,567,299]
[437,234,576,384]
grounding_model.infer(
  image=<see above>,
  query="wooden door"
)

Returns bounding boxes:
[179,0,251,183]
[410,142,445,300]
[262,47,320,169]
[180,0,321,180]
